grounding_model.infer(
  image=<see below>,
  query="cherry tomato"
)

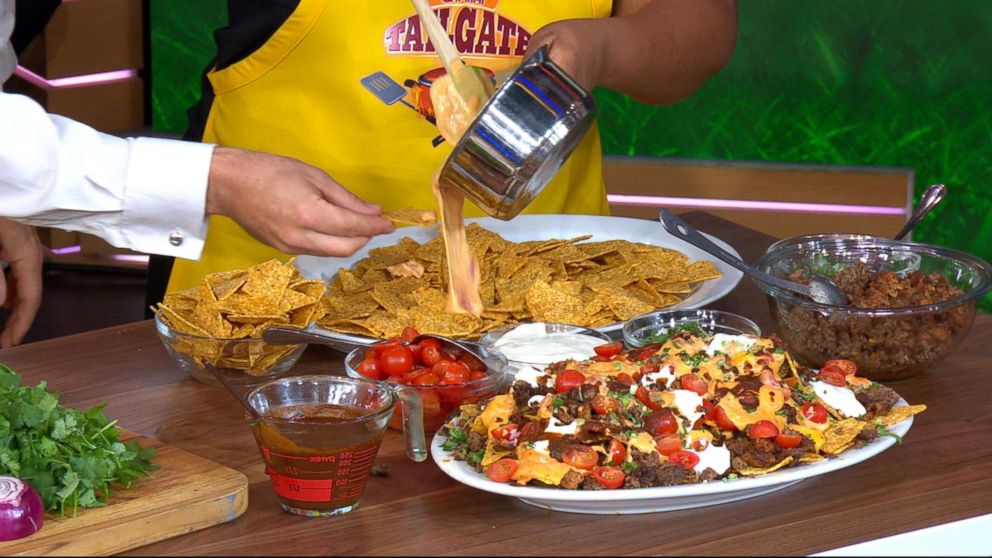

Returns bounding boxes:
[606,439,626,466]
[470,371,488,381]
[561,446,599,471]
[379,345,414,376]
[412,372,442,385]
[749,419,780,440]
[555,369,586,394]
[594,342,624,358]
[356,360,382,380]
[639,363,660,375]
[485,458,518,483]
[407,342,424,365]
[421,342,446,367]
[824,359,857,375]
[802,402,828,424]
[713,405,738,431]
[590,355,611,363]
[491,423,519,441]
[775,430,804,449]
[437,385,466,404]
[591,395,622,415]
[667,450,700,470]
[401,326,420,343]
[818,364,847,387]
[432,360,471,383]
[592,466,625,489]
[645,408,679,436]
[459,354,487,373]
[680,373,708,396]
[634,344,661,362]
[654,434,682,456]
[635,386,663,410]
[615,373,635,386]
[375,337,405,356]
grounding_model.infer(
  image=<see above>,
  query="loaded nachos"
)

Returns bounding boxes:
[438,326,925,490]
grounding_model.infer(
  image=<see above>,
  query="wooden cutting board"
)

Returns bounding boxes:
[0,430,248,556]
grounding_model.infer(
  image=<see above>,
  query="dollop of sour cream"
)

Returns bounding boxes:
[811,381,867,418]
[493,323,606,365]
[704,333,757,356]
[692,444,731,476]
[514,365,550,388]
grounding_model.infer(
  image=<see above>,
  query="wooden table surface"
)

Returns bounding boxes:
[2,212,989,556]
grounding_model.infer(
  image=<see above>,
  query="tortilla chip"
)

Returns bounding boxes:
[876,404,927,427]
[823,418,867,455]
[737,456,795,476]
[384,207,438,227]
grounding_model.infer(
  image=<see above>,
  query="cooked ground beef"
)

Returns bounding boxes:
[559,470,584,490]
[726,435,814,470]
[622,449,690,488]
[858,427,879,443]
[779,262,972,380]
[467,431,486,452]
[856,384,900,417]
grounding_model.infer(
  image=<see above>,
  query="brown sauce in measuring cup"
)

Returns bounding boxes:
[253,404,386,513]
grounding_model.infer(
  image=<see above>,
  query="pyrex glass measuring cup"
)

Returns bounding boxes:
[246,376,427,517]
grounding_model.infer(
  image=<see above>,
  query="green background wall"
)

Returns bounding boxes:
[151,0,991,312]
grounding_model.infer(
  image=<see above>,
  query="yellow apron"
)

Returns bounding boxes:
[169,0,613,291]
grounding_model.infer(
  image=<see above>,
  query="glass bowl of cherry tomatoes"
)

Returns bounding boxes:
[344,328,510,433]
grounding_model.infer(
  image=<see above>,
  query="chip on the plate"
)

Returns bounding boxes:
[822,418,868,455]
[318,223,722,339]
[153,258,324,375]
[384,207,438,227]
[876,404,927,427]
[737,456,795,476]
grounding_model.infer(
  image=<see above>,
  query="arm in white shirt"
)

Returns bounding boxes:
[0,92,214,260]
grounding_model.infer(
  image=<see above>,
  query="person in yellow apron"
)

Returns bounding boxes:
[164,0,738,293]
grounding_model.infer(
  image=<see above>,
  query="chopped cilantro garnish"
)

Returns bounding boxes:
[467,448,486,464]
[621,461,638,474]
[552,396,565,410]
[773,347,786,354]
[642,322,708,344]
[613,361,624,371]
[877,426,903,444]
[606,412,621,424]
[442,427,467,451]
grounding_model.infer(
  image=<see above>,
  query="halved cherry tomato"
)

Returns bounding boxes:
[591,395,622,415]
[713,405,738,431]
[401,326,420,342]
[555,369,586,393]
[520,421,542,441]
[667,450,699,470]
[639,363,660,375]
[615,373,635,386]
[606,439,626,466]
[594,342,624,358]
[372,339,403,358]
[459,354,487,372]
[485,458,518,483]
[654,434,682,456]
[412,372,442,385]
[356,360,382,380]
[592,466,625,489]
[775,430,804,449]
[470,371,487,381]
[749,419,780,440]
[802,402,828,424]
[491,423,519,441]
[379,345,414,376]
[824,359,857,375]
[590,355,611,362]
[680,373,708,396]
[432,359,471,381]
[407,342,424,365]
[645,408,679,436]
[818,364,847,387]
[440,367,471,385]
[420,341,446,367]
[635,386,663,410]
[634,344,661,363]
[561,446,599,470]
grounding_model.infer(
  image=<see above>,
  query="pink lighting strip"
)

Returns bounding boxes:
[49,245,82,255]
[14,65,137,90]
[606,194,906,216]
[105,254,150,264]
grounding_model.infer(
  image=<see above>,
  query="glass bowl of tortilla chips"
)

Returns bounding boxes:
[152,259,328,388]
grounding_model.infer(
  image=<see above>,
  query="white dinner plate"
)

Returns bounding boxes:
[294,214,744,349]
[430,401,915,514]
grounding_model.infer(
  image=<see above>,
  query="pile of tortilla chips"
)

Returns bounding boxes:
[318,223,722,339]
[154,259,326,375]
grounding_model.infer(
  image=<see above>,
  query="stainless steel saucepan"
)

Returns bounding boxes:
[438,45,597,220]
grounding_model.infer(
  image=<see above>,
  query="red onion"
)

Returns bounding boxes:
[0,476,44,541]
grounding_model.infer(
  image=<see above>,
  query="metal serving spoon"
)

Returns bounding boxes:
[894,183,946,241]
[262,325,491,366]
[659,209,848,306]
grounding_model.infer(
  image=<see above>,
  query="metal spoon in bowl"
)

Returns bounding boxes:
[894,183,946,241]
[262,325,491,365]
[659,209,848,306]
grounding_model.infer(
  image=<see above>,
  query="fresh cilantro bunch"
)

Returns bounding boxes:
[0,363,156,516]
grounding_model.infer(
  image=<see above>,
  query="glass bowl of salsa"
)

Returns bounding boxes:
[344,334,509,434]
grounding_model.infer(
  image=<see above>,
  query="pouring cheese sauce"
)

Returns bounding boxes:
[429,67,494,316]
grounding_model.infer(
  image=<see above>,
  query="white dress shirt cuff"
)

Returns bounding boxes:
[122,137,215,260]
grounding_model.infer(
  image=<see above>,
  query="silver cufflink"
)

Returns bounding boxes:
[169,231,184,246]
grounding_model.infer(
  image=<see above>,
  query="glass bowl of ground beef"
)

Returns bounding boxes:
[754,236,992,380]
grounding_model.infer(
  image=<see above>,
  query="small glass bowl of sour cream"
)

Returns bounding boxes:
[478,322,613,374]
